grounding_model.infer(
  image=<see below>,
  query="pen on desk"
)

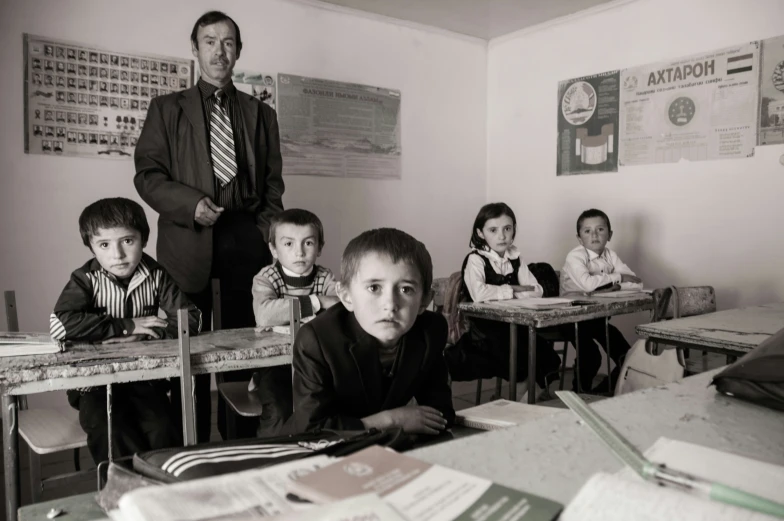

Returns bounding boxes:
[557,391,784,519]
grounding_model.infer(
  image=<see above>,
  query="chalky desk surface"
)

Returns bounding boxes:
[412,370,784,505]
[2,328,290,521]
[635,302,784,355]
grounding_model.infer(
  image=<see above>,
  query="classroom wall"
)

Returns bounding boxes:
[0,0,488,337]
[486,0,784,335]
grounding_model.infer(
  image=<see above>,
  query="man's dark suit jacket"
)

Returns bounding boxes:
[287,303,456,434]
[134,85,284,293]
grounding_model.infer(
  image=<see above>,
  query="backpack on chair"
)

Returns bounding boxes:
[615,286,685,395]
[443,271,468,345]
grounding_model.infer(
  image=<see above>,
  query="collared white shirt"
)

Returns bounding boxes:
[281,264,321,313]
[560,245,642,294]
[463,245,544,302]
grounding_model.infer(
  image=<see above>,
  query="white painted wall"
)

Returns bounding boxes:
[487,0,784,344]
[0,0,488,336]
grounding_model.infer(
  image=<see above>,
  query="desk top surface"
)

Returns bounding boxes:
[458,293,653,327]
[411,369,784,505]
[0,328,290,391]
[635,302,784,353]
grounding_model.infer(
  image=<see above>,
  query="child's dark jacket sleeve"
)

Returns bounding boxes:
[414,313,456,427]
[287,324,367,432]
[156,269,202,338]
[49,271,134,342]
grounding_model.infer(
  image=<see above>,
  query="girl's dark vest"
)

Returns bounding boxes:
[459,250,520,303]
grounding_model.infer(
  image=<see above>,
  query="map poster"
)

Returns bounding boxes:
[24,33,194,159]
[619,42,760,166]
[277,74,401,179]
[231,69,276,110]
[758,35,784,145]
[557,70,620,176]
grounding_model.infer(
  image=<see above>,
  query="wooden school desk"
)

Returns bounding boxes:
[412,369,784,505]
[459,294,653,403]
[1,328,291,521]
[635,301,784,358]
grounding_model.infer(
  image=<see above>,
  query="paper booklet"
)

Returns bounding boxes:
[455,399,560,430]
[492,297,577,310]
[116,454,337,521]
[258,316,315,336]
[0,332,62,357]
[287,445,562,521]
[264,494,406,521]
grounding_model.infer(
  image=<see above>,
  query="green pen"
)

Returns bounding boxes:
[557,391,784,519]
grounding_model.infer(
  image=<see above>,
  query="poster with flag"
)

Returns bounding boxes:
[619,42,760,166]
[556,70,620,176]
[758,34,784,145]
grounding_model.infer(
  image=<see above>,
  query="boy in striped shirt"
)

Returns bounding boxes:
[250,209,339,436]
[50,197,201,464]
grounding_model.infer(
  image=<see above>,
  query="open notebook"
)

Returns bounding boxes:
[561,438,784,520]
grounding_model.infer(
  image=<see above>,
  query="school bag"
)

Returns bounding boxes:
[615,286,684,395]
[711,325,784,412]
[132,428,412,483]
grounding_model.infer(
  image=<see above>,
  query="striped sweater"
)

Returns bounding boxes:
[50,253,201,342]
[252,262,337,327]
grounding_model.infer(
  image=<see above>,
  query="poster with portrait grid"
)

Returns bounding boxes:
[23,33,194,159]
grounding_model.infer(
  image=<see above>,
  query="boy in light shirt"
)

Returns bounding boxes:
[560,209,642,393]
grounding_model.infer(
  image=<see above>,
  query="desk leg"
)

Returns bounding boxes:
[574,323,582,394]
[509,324,517,401]
[3,394,19,521]
[106,384,113,462]
[528,327,536,404]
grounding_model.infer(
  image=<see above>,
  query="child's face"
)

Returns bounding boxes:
[270,223,321,275]
[338,253,430,348]
[89,226,144,280]
[477,215,515,256]
[578,217,612,255]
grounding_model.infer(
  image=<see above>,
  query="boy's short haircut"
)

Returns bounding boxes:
[268,209,325,249]
[79,197,150,248]
[576,208,612,235]
[341,228,433,302]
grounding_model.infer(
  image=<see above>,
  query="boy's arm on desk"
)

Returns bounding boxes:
[51,271,135,344]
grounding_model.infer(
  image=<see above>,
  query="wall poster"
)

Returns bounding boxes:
[619,42,760,166]
[556,71,620,176]
[231,69,276,110]
[24,33,194,159]
[277,74,401,179]
[758,35,784,146]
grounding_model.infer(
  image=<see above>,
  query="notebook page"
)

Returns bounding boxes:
[561,473,778,521]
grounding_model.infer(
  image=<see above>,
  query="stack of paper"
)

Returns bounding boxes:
[0,332,62,357]
[455,399,559,430]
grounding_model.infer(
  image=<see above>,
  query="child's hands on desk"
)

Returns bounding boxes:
[363,405,447,435]
[131,316,167,339]
[510,285,535,293]
[621,274,642,284]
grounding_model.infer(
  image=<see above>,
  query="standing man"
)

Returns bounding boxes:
[134,11,284,441]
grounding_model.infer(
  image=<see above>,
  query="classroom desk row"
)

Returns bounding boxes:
[1,328,292,521]
[18,368,784,521]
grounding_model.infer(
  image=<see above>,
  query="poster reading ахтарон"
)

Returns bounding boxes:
[619,42,760,166]
[758,35,784,146]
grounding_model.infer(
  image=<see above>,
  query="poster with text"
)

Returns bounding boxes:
[231,69,276,110]
[758,35,784,145]
[557,71,620,176]
[619,42,759,166]
[277,74,401,178]
[24,34,193,159]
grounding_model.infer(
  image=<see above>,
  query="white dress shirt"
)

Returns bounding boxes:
[560,245,642,294]
[463,246,544,302]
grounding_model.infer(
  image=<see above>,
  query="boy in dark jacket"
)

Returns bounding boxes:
[286,228,455,436]
[50,197,201,463]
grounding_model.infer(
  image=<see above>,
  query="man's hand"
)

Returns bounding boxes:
[194,197,224,227]
[510,285,535,293]
[317,295,340,310]
[621,274,642,284]
[131,316,167,339]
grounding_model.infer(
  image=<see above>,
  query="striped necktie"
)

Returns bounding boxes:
[210,89,237,186]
